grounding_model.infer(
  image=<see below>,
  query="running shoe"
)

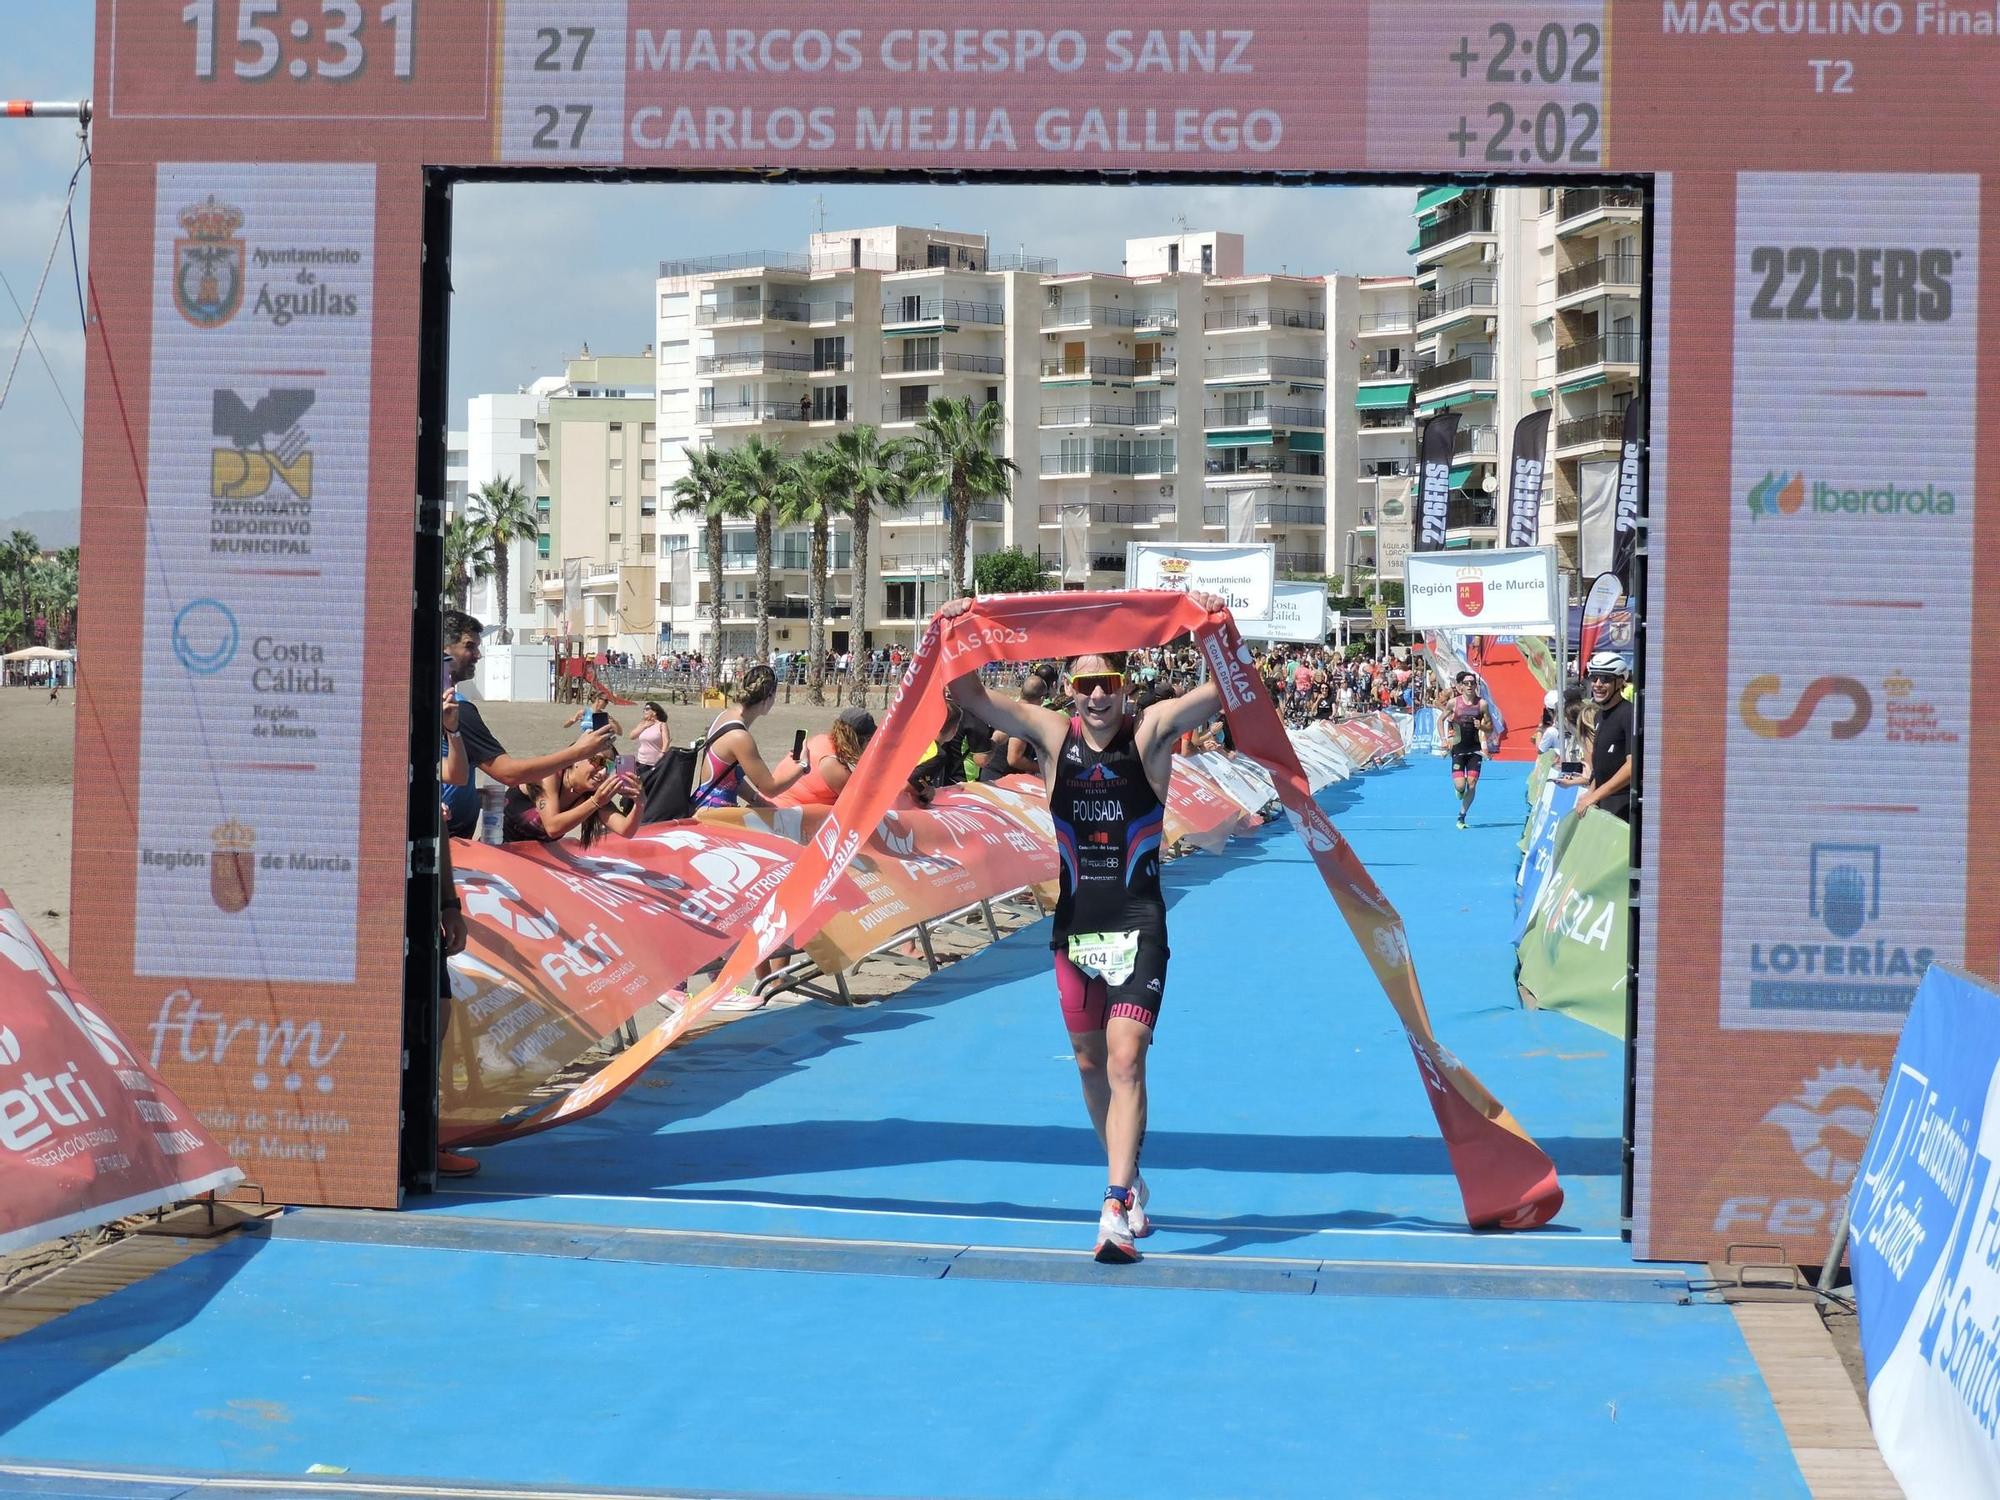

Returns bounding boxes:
[1129,1174,1153,1239]
[1094,1199,1140,1265]
[1456,814,1467,830]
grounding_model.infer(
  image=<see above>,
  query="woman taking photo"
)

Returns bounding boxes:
[775,706,876,809]
[503,755,643,846]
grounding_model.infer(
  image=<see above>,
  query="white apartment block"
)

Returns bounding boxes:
[1404,186,1643,587]
[453,390,541,639]
[652,224,1417,658]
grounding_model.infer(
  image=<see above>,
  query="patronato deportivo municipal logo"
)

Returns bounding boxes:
[212,388,314,500]
[174,195,246,329]
[1454,568,1484,618]
[211,819,255,913]
[1747,469,1956,520]
[1746,841,1932,1016]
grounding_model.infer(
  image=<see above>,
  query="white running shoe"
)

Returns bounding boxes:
[1094,1199,1140,1265]
[1129,1175,1152,1239]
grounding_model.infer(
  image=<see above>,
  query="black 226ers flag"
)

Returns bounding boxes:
[1504,409,1552,548]
[1610,394,1645,588]
[1414,412,1460,552]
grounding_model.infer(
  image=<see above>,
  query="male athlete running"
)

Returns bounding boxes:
[940,595,1227,1263]
[1445,671,1493,829]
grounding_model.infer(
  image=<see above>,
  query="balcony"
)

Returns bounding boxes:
[1357,357,1411,382]
[882,297,1005,327]
[1413,352,1497,397]
[1556,254,1643,302]
[1204,404,1326,431]
[695,297,809,327]
[1555,410,1626,451]
[1446,499,1498,531]
[1359,409,1413,431]
[884,350,1007,377]
[1134,355,1178,380]
[1272,551,1322,575]
[1205,455,1326,481]
[809,354,855,374]
[1416,279,1498,328]
[1135,308,1179,332]
[895,500,1005,525]
[1038,503,1176,526]
[701,400,815,425]
[1359,460,1416,479]
[989,251,1059,273]
[1133,405,1176,427]
[876,553,950,575]
[1204,306,1326,333]
[1556,332,1643,378]
[718,598,853,621]
[1357,312,1413,335]
[1204,354,1327,384]
[1040,446,1175,479]
[718,547,855,574]
[1413,200,1495,261]
[1043,302,1145,330]
[1556,188,1644,231]
[1041,404,1138,428]
[1453,424,1500,458]
[1036,549,1128,576]
[695,350,813,376]
[1042,354,1139,380]
[1201,500,1327,527]
[660,251,809,278]
[808,299,855,324]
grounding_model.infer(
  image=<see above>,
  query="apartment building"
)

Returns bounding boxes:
[1405,185,1644,586]
[448,390,539,637]
[648,224,1429,656]
[1334,275,1420,591]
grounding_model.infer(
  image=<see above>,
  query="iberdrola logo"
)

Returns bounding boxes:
[1747,470,1805,519]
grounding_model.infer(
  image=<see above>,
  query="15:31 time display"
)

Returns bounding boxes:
[181,0,414,82]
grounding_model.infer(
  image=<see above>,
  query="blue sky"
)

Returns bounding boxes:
[0,2,1415,537]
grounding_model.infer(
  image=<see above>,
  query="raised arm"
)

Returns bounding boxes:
[721,728,806,801]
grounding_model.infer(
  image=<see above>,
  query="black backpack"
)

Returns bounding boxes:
[640,736,707,825]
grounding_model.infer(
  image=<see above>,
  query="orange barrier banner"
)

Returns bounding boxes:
[0,892,241,1254]
[443,825,871,1146]
[1165,763,1256,854]
[518,592,1561,1230]
[699,784,1056,973]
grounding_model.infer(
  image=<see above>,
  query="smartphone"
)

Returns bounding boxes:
[791,729,808,760]
[441,654,455,699]
[1560,760,1585,776]
[609,753,637,815]
[589,708,608,732]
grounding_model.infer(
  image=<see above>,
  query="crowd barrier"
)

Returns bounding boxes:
[441,711,1416,1150]
[0,895,240,1255]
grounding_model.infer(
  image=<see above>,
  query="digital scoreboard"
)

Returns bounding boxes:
[75,0,2000,1264]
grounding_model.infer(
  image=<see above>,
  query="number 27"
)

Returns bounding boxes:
[532,103,593,149]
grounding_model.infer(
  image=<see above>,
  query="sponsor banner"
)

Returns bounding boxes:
[444,822,871,1146]
[1240,580,1329,644]
[1125,542,1274,620]
[508,592,1560,1230]
[1611,397,1645,587]
[1722,173,1977,1036]
[137,165,376,984]
[1164,763,1254,854]
[1516,809,1630,1039]
[1578,459,1619,578]
[1514,782,1583,942]
[0,894,241,1255]
[1413,413,1459,552]
[1850,966,2000,1499]
[1579,572,1628,667]
[1505,410,1552,548]
[1405,548,1561,635]
[1187,749,1277,818]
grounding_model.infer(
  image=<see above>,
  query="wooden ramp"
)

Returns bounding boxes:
[1733,1304,1903,1499]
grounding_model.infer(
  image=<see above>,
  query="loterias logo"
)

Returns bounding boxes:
[1747,470,1956,521]
[1747,842,1932,1017]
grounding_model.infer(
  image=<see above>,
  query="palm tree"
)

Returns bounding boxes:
[668,446,732,687]
[1,530,39,636]
[904,397,1016,601]
[443,513,490,612]
[776,449,842,705]
[825,424,913,706]
[44,547,78,647]
[471,478,540,644]
[723,436,789,670]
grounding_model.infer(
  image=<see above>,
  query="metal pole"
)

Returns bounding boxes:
[0,100,91,120]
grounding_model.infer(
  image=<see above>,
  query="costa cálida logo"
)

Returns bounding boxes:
[174,195,246,329]
[1454,567,1484,618]
[210,819,255,913]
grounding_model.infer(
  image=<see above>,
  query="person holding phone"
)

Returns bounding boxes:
[564,692,624,739]
[441,611,617,838]
[503,754,643,846]
[774,707,876,809]
[690,665,806,810]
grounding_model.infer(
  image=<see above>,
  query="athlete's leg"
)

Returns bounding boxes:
[1103,1015,1152,1190]
[1056,953,1113,1147]
[1461,760,1481,814]
[1069,1026,1112,1150]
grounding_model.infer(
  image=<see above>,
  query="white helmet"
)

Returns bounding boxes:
[1586,650,1630,677]
[1543,689,1561,709]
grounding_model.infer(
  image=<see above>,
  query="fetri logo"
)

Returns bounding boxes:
[1738,674,1870,739]
[1747,470,1957,520]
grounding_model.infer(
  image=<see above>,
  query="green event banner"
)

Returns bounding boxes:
[1516,634,1557,693]
[1516,808,1630,1037]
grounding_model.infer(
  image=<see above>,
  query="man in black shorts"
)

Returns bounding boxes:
[943,596,1226,1264]
[1445,670,1493,829]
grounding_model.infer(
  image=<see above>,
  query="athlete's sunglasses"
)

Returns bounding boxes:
[1070,672,1125,697]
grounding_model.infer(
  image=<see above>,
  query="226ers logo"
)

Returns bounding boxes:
[1455,573,1485,618]
[174,196,246,330]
